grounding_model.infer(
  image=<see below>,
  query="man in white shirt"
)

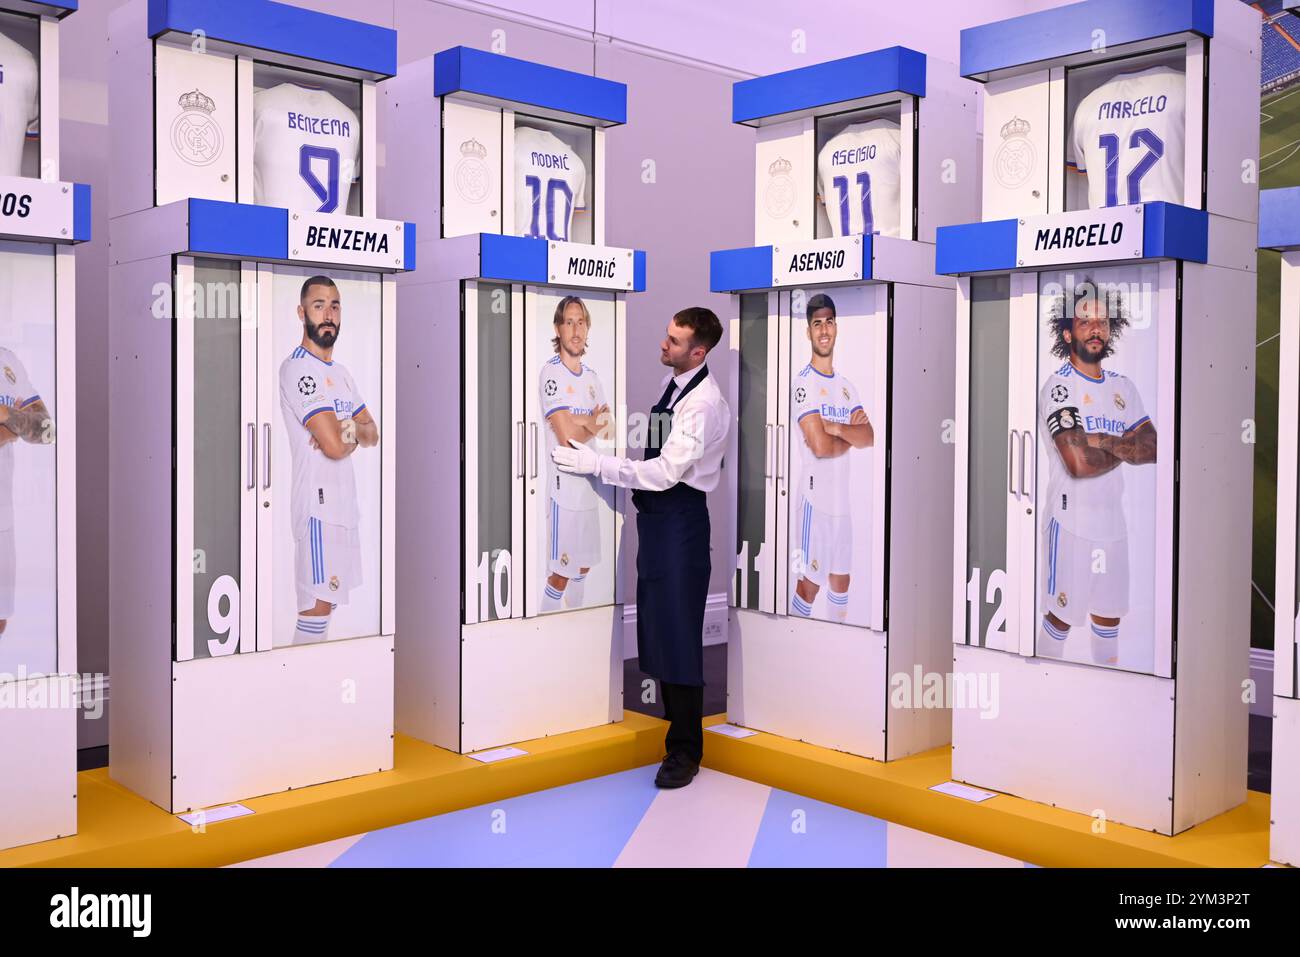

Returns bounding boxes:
[553,307,730,788]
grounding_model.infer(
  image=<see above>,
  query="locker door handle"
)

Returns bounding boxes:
[764,424,773,478]
[515,421,525,478]
[1020,431,1032,500]
[1008,429,1019,496]
[775,425,785,483]
[262,423,271,489]
[247,423,256,490]
[529,422,538,478]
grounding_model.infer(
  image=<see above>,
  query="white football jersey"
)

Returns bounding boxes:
[540,354,606,510]
[279,346,366,535]
[793,363,866,517]
[1039,361,1150,541]
[254,83,361,213]
[0,29,38,178]
[0,347,40,532]
[816,119,902,239]
[1071,66,1185,209]
[514,126,586,242]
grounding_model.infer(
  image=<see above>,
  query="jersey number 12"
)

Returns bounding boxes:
[1099,129,1163,207]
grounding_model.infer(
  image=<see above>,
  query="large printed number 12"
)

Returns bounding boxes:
[1098,129,1164,207]
[524,175,574,241]
[831,172,873,236]
[300,144,341,213]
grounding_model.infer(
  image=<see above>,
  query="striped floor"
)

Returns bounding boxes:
[232,765,1032,868]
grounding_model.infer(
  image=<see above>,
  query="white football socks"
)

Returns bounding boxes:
[565,573,587,608]
[541,582,564,612]
[295,614,330,644]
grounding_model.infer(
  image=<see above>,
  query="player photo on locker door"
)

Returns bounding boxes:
[535,290,616,614]
[0,243,56,677]
[0,11,40,179]
[273,268,383,647]
[1036,265,1160,674]
[1065,51,1186,211]
[788,287,879,628]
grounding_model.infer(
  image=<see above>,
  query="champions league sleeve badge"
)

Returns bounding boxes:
[298,375,317,396]
[993,116,1035,190]
[171,89,224,168]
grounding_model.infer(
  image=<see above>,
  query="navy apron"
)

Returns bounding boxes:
[632,366,711,687]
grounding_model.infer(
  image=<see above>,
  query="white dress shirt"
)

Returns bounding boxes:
[597,364,730,493]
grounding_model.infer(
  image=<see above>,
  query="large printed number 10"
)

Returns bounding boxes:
[300,144,342,213]
[1098,129,1163,207]
[524,175,574,241]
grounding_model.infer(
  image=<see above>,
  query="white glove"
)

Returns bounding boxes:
[552,438,601,476]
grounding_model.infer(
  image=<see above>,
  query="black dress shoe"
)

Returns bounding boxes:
[654,752,700,789]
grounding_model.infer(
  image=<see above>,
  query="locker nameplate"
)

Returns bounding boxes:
[0,176,80,243]
[545,240,636,290]
[1015,205,1144,269]
[771,234,866,286]
[287,211,407,270]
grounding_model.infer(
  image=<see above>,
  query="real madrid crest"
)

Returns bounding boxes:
[1113,393,1126,411]
[1057,591,1068,608]
[454,137,491,204]
[765,157,796,219]
[171,89,224,168]
[993,116,1035,190]
[329,575,340,592]
[560,552,570,567]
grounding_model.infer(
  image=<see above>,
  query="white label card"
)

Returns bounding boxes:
[546,240,635,290]
[288,211,406,270]
[771,234,866,286]
[929,781,998,803]
[1015,205,1145,269]
[705,723,758,739]
[468,746,529,763]
[0,175,75,241]
[177,803,255,827]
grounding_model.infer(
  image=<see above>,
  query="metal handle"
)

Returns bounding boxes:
[262,423,271,489]
[515,421,525,478]
[1020,431,1032,498]
[1008,429,1018,496]
[247,424,256,490]
[764,424,773,478]
[775,424,785,482]
[529,422,538,478]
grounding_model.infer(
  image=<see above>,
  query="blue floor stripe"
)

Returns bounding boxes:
[747,787,889,867]
[329,765,661,868]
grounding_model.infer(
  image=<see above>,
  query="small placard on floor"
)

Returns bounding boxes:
[706,723,758,739]
[178,804,254,827]
[468,746,529,763]
[930,781,998,803]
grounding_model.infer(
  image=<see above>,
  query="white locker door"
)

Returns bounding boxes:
[774,292,793,612]
[462,281,523,625]
[733,291,780,614]
[1007,272,1039,657]
[175,257,258,662]
[1279,252,1300,699]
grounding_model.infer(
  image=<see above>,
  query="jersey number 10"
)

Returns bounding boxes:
[523,175,574,241]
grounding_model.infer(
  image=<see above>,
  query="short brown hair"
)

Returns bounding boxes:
[552,295,591,354]
[672,306,723,353]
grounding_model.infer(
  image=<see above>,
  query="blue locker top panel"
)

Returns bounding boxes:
[960,0,1215,82]
[1260,187,1300,250]
[935,202,1209,274]
[147,0,398,80]
[731,47,926,126]
[434,47,627,127]
[1,1,76,17]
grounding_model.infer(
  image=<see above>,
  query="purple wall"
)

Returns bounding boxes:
[63,0,1042,740]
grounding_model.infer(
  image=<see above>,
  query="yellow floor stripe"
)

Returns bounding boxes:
[0,712,667,868]
[700,716,1272,868]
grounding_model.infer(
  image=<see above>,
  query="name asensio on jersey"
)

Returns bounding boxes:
[305,225,390,254]
[830,143,878,165]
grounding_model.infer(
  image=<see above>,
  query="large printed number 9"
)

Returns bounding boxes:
[300,145,341,213]
[206,574,240,657]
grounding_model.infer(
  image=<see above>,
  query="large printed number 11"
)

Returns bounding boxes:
[832,172,873,236]
[1099,129,1163,207]
[524,175,574,241]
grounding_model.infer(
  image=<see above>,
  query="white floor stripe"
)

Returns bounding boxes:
[885,821,1025,867]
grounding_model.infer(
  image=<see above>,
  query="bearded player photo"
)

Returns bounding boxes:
[538,294,611,613]
[278,275,379,645]
[1038,277,1156,667]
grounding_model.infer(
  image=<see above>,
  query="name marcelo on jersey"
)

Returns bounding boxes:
[286,113,352,137]
[1096,94,1170,121]
[830,144,878,166]
[528,151,571,170]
